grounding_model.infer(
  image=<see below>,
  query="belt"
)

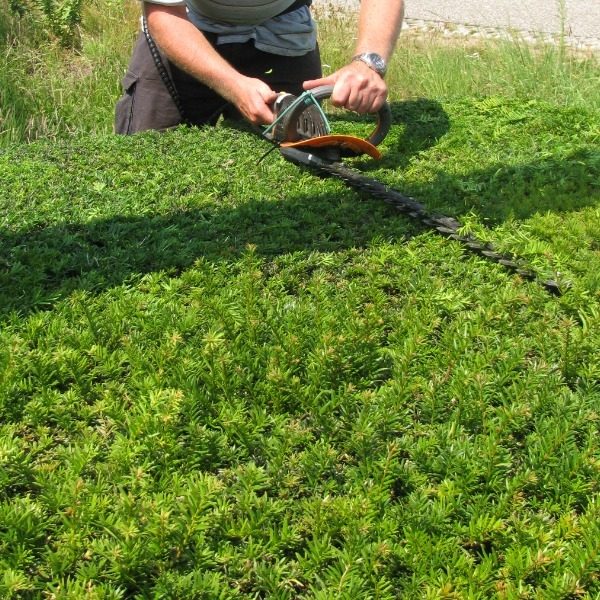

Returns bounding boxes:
[278,0,312,16]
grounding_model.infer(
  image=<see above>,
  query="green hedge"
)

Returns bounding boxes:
[1,99,600,598]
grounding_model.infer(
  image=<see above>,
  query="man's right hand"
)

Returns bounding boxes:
[145,2,277,127]
[223,76,278,126]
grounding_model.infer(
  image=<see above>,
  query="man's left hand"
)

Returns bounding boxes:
[303,60,387,114]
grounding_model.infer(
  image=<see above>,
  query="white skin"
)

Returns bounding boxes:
[144,0,404,126]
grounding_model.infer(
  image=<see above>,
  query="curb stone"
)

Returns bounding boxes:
[402,17,600,54]
[314,2,600,55]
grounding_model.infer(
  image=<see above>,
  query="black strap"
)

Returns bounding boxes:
[141,1,312,126]
[142,16,189,124]
[277,0,311,16]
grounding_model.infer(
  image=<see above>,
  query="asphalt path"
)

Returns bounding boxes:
[324,0,600,45]
[403,0,600,41]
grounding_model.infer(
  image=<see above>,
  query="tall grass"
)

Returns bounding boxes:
[0,0,138,145]
[394,32,599,109]
[314,6,599,110]
[1,0,598,146]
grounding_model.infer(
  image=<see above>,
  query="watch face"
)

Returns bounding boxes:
[352,52,387,76]
[368,53,386,72]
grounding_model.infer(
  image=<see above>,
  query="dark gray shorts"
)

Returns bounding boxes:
[114,30,322,134]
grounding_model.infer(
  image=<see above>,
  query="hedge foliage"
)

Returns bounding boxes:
[1,97,600,597]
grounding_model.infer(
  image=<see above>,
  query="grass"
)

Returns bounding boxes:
[0,0,138,145]
[1,0,600,597]
[1,0,599,144]
[1,100,600,598]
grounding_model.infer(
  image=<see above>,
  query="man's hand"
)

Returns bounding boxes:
[145,2,277,126]
[303,0,404,114]
[303,60,387,114]
[225,76,278,126]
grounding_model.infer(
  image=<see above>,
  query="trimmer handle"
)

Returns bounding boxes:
[305,84,392,147]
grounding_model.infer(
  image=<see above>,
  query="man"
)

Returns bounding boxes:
[115,0,404,134]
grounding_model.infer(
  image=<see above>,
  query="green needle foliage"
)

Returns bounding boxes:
[1,0,600,596]
[1,94,600,597]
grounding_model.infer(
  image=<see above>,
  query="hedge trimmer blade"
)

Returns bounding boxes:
[281,148,562,295]
[262,89,562,295]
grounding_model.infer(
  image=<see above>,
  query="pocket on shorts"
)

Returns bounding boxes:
[114,72,139,135]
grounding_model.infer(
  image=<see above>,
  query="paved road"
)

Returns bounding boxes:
[326,0,600,43]
[404,0,600,41]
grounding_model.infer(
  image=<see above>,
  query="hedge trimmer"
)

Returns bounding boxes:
[263,85,561,295]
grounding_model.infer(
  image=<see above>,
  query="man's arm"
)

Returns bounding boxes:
[144,2,277,124]
[304,0,404,113]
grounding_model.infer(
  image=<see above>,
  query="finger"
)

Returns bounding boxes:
[255,104,275,125]
[345,85,364,112]
[242,97,274,126]
[358,88,382,113]
[369,92,387,113]
[260,86,278,103]
[255,85,277,124]
[351,78,387,113]
[303,75,334,90]
[330,79,351,108]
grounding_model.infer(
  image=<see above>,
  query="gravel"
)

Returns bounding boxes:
[319,0,600,53]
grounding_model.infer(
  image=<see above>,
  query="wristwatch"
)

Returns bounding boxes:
[351,52,387,78]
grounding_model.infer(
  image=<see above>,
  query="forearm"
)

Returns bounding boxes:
[354,0,404,60]
[143,2,277,124]
[143,3,240,101]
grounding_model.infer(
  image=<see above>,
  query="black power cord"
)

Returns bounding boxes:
[141,16,190,125]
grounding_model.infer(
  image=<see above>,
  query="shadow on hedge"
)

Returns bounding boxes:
[1,99,598,316]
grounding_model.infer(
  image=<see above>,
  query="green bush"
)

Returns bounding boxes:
[1,99,600,597]
[8,0,84,45]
